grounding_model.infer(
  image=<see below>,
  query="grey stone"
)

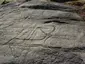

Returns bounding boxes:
[0,0,85,64]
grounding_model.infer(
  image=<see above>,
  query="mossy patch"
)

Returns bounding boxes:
[0,0,15,4]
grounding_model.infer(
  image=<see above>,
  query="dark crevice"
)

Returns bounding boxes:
[43,16,61,19]
[48,46,85,52]
[43,16,82,21]
[1,0,9,5]
[44,20,68,24]
[51,0,77,3]
[21,4,75,12]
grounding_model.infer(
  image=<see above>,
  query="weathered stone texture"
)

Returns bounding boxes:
[0,1,85,64]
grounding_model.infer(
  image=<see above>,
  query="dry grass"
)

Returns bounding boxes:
[65,0,85,6]
[64,0,85,20]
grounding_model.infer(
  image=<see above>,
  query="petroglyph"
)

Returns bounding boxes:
[0,0,85,64]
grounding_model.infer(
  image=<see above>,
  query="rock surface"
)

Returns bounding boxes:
[0,0,85,64]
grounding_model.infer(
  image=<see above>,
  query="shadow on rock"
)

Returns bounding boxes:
[21,4,76,12]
